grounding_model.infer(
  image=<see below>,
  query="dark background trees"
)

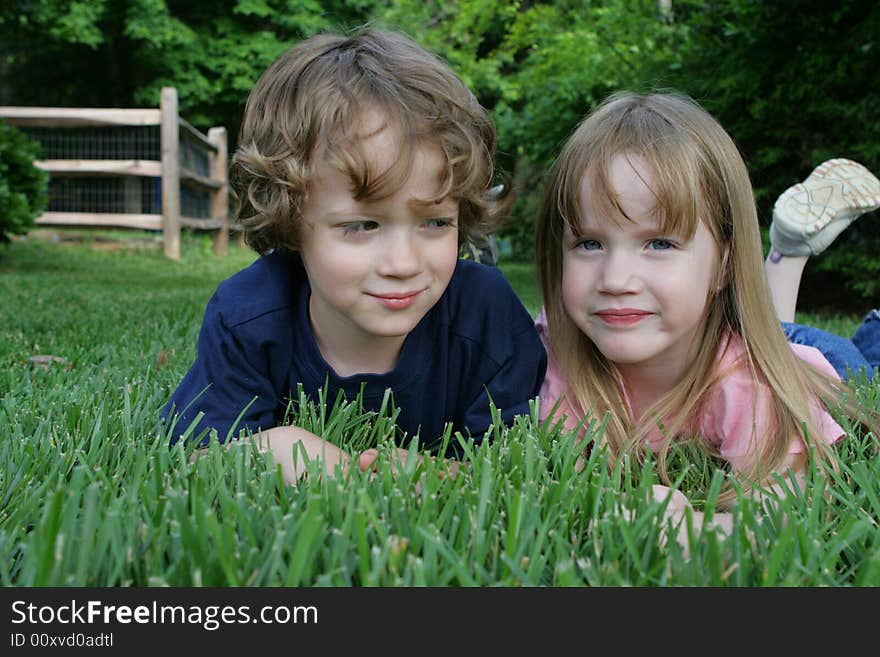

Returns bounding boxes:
[2,0,877,308]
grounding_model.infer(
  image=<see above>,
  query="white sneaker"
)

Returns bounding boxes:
[769,158,880,256]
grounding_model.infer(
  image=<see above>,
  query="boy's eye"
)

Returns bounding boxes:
[424,218,455,230]
[576,239,602,251]
[342,221,379,235]
[647,238,676,250]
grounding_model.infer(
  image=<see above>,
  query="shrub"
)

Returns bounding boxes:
[0,121,49,243]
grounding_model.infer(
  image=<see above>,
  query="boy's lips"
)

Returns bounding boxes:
[368,289,425,310]
[594,308,653,326]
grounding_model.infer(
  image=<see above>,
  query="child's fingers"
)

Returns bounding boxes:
[437,460,460,480]
[358,449,379,472]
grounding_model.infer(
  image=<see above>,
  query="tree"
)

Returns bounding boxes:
[665,0,880,305]
[0,122,48,243]
[0,0,380,139]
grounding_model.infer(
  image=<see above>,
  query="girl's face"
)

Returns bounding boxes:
[561,154,719,384]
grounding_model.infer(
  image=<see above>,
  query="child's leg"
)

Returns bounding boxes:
[765,158,880,323]
[781,321,873,381]
[764,251,808,323]
[766,159,880,380]
[851,309,880,371]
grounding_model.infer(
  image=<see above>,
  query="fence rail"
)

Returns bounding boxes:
[0,87,228,259]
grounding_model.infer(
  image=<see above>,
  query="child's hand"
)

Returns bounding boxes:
[357,448,461,493]
[357,447,418,474]
[651,485,693,557]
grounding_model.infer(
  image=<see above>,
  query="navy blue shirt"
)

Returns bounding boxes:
[163,251,547,452]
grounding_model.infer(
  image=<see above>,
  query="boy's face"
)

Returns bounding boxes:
[299,114,460,373]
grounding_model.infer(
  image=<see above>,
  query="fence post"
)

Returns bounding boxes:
[160,87,181,260]
[207,126,229,256]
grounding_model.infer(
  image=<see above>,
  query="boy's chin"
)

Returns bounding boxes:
[364,317,425,339]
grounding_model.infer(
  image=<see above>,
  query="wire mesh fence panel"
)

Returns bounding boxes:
[3,91,229,257]
[48,177,161,214]
[20,126,161,160]
[181,185,211,219]
[180,137,210,177]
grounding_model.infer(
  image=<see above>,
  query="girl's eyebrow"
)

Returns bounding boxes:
[573,220,682,239]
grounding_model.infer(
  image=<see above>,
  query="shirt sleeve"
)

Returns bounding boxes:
[162,295,280,446]
[701,344,845,473]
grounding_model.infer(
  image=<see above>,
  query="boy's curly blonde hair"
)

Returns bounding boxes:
[230,27,506,255]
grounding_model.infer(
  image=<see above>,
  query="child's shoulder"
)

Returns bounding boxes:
[441,259,527,321]
[209,250,303,327]
[435,259,537,354]
[715,332,839,380]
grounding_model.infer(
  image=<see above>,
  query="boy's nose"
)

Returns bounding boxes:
[378,231,421,278]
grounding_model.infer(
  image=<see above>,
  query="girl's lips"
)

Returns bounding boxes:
[594,309,653,326]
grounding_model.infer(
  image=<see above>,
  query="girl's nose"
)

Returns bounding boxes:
[597,250,640,294]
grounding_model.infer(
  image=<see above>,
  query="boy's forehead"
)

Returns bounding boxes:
[311,115,452,206]
[355,108,390,141]
[322,109,450,197]
[353,117,399,173]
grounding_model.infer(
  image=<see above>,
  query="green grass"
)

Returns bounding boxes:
[1,234,879,586]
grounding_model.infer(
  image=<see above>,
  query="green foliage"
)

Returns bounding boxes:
[0,123,49,243]
[0,0,378,138]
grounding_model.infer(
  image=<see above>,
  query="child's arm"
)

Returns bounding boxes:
[255,426,352,483]
[653,452,807,556]
[190,425,351,485]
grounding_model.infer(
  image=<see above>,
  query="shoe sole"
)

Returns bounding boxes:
[774,158,880,237]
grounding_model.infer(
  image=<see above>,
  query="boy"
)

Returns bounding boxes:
[163,28,546,481]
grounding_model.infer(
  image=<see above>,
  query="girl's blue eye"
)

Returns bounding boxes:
[425,218,454,230]
[578,239,602,251]
[648,238,675,250]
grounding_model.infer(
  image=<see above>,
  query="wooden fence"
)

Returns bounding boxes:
[0,87,228,259]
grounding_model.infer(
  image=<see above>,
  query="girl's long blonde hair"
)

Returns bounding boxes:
[536,91,871,504]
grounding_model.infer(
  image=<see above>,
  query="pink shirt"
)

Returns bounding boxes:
[535,308,845,472]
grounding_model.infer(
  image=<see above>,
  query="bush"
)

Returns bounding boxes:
[0,121,49,243]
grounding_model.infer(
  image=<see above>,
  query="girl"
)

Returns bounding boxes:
[535,91,877,535]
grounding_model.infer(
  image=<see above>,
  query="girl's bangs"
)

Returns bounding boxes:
[645,147,703,240]
[567,146,702,241]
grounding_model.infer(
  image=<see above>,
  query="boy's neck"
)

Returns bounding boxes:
[313,331,406,378]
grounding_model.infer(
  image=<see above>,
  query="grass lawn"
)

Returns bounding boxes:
[1,233,878,586]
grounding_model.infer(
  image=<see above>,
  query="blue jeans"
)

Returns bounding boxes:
[782,309,879,382]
